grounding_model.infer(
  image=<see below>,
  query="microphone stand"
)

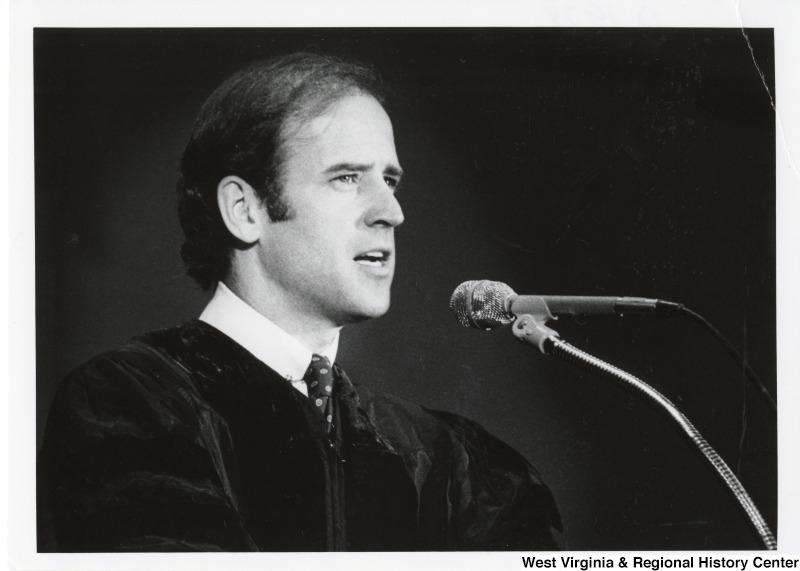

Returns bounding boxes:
[511,314,777,550]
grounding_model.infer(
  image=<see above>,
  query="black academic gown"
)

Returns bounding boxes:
[38,320,564,552]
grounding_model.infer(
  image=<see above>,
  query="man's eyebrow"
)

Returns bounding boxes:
[324,162,404,178]
[384,165,404,179]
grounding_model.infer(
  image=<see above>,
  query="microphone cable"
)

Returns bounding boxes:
[677,305,776,416]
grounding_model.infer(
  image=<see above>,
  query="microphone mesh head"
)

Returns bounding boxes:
[450,280,516,330]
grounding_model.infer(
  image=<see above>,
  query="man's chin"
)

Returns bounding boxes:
[339,297,392,325]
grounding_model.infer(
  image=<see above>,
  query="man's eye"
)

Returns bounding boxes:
[336,174,359,184]
[384,177,400,191]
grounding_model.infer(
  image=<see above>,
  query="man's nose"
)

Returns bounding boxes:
[364,178,405,228]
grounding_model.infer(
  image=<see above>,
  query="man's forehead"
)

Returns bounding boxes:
[283,94,400,169]
[295,94,393,137]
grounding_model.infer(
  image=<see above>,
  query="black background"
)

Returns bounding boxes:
[35,28,776,550]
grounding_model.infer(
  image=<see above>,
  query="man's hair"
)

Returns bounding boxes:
[177,52,388,290]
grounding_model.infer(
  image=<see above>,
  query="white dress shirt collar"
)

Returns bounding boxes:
[199,282,339,394]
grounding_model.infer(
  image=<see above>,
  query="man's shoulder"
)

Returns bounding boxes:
[49,320,246,429]
[49,319,302,434]
[352,382,533,471]
[63,321,199,387]
[353,382,476,438]
[65,319,239,385]
[49,322,208,427]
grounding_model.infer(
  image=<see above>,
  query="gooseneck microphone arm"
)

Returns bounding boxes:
[511,315,776,550]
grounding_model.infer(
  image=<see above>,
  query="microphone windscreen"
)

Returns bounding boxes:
[450,280,515,330]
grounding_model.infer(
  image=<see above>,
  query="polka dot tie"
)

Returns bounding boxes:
[305,354,334,433]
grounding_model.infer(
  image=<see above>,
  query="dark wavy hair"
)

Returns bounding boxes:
[177,52,388,290]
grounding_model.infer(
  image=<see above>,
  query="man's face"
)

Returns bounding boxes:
[254,93,404,328]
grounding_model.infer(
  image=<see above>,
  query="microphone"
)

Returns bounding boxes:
[450,280,683,330]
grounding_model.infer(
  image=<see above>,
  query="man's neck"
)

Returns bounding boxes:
[223,275,340,355]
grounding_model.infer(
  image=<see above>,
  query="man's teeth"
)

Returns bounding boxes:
[355,251,387,266]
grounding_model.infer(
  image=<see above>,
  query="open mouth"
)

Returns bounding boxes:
[354,250,390,267]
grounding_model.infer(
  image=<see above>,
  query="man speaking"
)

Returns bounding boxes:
[38,52,564,552]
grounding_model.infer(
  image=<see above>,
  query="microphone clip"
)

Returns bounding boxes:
[512,314,560,354]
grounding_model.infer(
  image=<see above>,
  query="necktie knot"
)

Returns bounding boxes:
[305,354,334,431]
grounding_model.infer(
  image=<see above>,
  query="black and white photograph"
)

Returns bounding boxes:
[6,1,800,569]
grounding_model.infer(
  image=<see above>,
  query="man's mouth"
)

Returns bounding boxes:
[354,250,391,267]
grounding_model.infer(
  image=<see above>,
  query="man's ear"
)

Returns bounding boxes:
[217,176,265,244]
